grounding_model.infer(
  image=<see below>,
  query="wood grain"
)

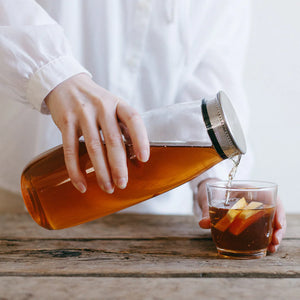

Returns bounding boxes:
[0,213,298,299]
[0,277,299,300]
[0,213,298,239]
[0,238,298,277]
[0,213,208,239]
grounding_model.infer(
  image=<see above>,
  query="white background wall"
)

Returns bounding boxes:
[244,0,300,213]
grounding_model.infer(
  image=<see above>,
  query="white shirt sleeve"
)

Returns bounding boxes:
[175,1,253,217]
[0,0,91,113]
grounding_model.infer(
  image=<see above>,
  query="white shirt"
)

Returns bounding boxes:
[0,0,252,215]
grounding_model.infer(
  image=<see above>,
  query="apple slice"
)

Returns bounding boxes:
[214,197,247,232]
[229,201,264,235]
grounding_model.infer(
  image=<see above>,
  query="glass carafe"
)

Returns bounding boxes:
[21,91,246,229]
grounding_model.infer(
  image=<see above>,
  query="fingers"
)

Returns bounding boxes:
[117,101,150,162]
[80,114,115,193]
[268,228,282,253]
[45,74,149,194]
[81,99,148,192]
[198,195,211,229]
[268,198,286,253]
[61,120,87,193]
[98,107,128,190]
[92,99,148,191]
[274,199,287,233]
[268,243,279,253]
[78,98,148,192]
[272,228,283,245]
[268,229,281,253]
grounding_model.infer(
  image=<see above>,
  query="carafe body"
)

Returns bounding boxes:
[21,91,246,229]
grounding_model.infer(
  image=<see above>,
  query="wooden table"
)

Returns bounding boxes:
[0,213,299,299]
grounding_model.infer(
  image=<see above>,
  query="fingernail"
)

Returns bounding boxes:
[139,149,149,162]
[117,178,127,189]
[75,182,86,193]
[103,182,114,194]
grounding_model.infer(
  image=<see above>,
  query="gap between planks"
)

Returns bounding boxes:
[0,272,299,278]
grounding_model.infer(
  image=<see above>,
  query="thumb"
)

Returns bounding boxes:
[197,180,211,229]
[198,197,211,229]
[197,178,219,229]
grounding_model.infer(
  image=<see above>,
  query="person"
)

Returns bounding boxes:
[0,0,285,252]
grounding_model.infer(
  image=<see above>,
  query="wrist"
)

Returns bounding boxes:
[27,56,91,113]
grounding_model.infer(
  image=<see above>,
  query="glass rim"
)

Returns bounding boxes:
[206,180,278,191]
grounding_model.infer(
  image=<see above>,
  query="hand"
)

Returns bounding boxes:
[45,73,150,194]
[267,198,286,253]
[196,179,286,253]
[196,178,217,229]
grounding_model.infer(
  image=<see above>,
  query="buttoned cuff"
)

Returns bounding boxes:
[26,55,92,114]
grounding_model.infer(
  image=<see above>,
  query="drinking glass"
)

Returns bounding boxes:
[206,181,277,259]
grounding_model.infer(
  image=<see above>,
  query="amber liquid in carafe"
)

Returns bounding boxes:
[21,142,222,230]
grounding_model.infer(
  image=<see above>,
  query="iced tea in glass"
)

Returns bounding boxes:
[207,181,277,259]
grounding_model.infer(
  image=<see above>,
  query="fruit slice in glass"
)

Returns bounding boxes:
[229,201,264,235]
[214,197,247,232]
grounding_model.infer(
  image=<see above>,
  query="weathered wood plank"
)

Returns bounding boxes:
[0,238,298,277]
[0,213,298,239]
[0,277,299,300]
[0,213,209,239]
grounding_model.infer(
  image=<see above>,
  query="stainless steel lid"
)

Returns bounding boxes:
[201,91,247,158]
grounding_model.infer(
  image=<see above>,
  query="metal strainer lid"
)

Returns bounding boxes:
[201,91,247,158]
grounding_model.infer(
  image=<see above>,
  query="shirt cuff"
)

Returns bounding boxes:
[26,55,92,114]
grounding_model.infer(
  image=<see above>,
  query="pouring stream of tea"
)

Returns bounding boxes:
[225,154,242,205]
